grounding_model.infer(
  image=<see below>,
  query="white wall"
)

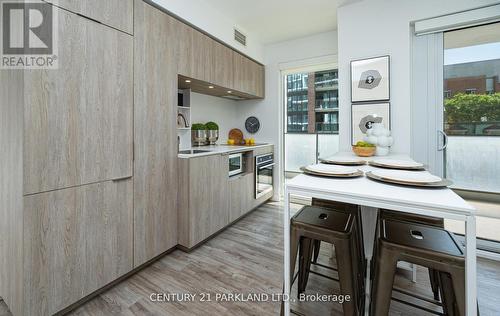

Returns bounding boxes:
[238,31,339,200]
[337,0,500,154]
[151,0,264,62]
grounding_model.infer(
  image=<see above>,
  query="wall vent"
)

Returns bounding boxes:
[234,28,247,46]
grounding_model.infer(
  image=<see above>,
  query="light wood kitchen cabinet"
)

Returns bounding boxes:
[23,5,133,195]
[233,51,265,98]
[228,173,254,223]
[23,180,133,316]
[133,0,179,266]
[43,0,134,34]
[212,41,234,89]
[177,25,214,83]
[178,155,229,249]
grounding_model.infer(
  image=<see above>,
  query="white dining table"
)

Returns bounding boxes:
[283,152,477,316]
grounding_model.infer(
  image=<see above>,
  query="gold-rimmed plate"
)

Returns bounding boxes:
[368,159,426,171]
[319,157,366,166]
[300,166,364,178]
[366,171,452,188]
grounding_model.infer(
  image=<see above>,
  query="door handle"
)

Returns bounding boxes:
[112,175,133,182]
[437,130,448,151]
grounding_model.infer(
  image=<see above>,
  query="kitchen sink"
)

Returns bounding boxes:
[178,149,211,154]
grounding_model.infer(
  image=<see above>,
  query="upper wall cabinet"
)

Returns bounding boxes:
[233,51,265,98]
[177,25,214,84]
[44,0,134,34]
[212,41,234,89]
[23,6,133,195]
[176,21,264,99]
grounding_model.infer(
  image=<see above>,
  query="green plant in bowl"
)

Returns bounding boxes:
[206,121,219,130]
[191,123,207,131]
[355,141,375,147]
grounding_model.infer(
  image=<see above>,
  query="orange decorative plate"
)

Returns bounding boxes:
[228,128,244,145]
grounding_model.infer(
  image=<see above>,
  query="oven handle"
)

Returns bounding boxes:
[258,163,275,170]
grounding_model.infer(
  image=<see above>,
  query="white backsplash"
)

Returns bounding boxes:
[180,92,245,149]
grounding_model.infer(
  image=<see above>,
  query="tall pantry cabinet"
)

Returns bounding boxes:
[0,1,135,315]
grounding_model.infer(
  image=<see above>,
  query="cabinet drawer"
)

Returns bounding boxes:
[44,0,133,34]
[23,180,133,315]
[23,6,133,195]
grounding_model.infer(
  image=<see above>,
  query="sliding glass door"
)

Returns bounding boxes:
[441,22,500,250]
[283,69,339,176]
[443,22,500,193]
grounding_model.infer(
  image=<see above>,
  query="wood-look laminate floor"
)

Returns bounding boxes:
[1,202,499,315]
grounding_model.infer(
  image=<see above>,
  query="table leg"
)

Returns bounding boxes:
[360,206,378,316]
[465,215,477,316]
[283,189,290,316]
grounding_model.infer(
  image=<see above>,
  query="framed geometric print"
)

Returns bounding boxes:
[351,102,390,145]
[351,56,390,103]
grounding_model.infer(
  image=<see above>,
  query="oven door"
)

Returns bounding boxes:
[256,162,274,199]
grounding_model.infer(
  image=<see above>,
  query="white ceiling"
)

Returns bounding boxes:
[207,0,345,44]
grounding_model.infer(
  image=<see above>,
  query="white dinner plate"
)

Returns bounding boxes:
[320,156,366,165]
[370,158,424,169]
[305,164,358,175]
[371,169,442,184]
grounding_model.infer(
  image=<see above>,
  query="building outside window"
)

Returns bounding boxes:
[284,69,339,174]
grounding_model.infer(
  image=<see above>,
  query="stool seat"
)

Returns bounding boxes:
[383,219,464,257]
[293,206,353,233]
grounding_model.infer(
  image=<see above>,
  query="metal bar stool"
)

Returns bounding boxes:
[311,199,366,280]
[373,209,444,300]
[370,218,469,316]
[286,205,364,316]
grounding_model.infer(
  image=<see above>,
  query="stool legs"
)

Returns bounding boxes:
[429,269,440,301]
[438,272,457,316]
[370,245,398,316]
[450,268,466,316]
[298,237,314,294]
[335,238,358,316]
[312,239,321,263]
[290,227,300,286]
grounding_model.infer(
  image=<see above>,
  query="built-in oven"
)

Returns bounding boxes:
[228,153,244,177]
[255,153,274,199]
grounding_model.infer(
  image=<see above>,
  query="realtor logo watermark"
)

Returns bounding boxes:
[1,0,58,69]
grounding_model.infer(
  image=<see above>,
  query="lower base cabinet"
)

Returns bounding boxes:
[229,174,254,223]
[178,155,229,248]
[23,180,133,315]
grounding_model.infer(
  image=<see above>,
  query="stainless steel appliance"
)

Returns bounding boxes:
[255,153,274,199]
[228,153,243,176]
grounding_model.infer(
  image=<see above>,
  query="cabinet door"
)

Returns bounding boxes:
[232,51,265,98]
[44,0,133,34]
[23,180,133,316]
[133,0,178,266]
[229,174,254,223]
[24,5,133,195]
[212,41,234,89]
[190,30,214,83]
[186,155,229,247]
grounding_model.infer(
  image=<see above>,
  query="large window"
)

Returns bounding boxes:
[284,69,339,174]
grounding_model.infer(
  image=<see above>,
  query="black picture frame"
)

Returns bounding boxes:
[350,55,390,103]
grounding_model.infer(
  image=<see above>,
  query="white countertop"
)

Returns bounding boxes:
[178,143,273,158]
[287,152,475,216]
